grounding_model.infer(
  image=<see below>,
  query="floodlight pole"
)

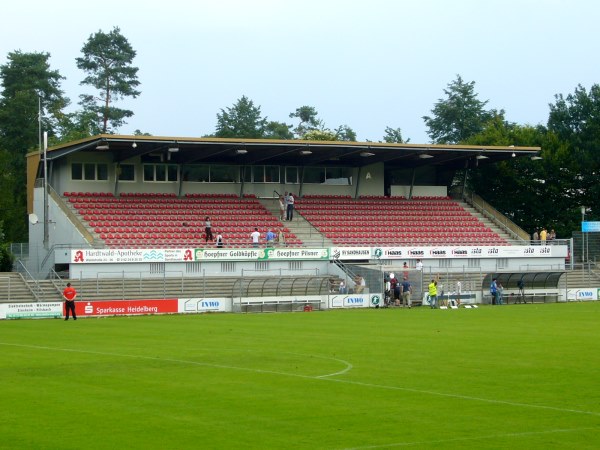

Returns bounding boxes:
[43,132,49,249]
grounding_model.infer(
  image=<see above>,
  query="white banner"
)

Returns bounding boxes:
[0,302,63,319]
[179,298,232,313]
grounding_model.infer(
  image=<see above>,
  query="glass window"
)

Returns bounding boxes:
[97,164,108,181]
[71,163,83,180]
[167,165,178,182]
[304,167,325,184]
[211,165,237,182]
[183,165,209,182]
[252,166,264,183]
[242,166,252,183]
[325,167,352,185]
[84,163,96,180]
[265,166,280,183]
[143,165,154,181]
[285,167,299,184]
[119,164,135,181]
[155,165,166,182]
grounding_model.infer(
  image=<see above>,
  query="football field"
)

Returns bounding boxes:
[1,303,599,449]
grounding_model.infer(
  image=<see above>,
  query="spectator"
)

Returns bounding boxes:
[250,227,261,248]
[401,276,412,308]
[416,259,423,271]
[278,195,285,221]
[548,229,556,242]
[204,216,213,242]
[277,228,286,247]
[339,280,347,294]
[354,274,366,294]
[283,192,289,220]
[265,229,276,247]
[490,278,498,305]
[215,231,224,248]
[540,228,547,245]
[497,281,504,305]
[402,261,409,279]
[456,280,462,306]
[286,192,295,221]
[428,278,438,308]
[532,229,539,245]
[517,279,526,303]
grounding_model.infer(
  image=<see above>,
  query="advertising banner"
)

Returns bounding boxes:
[71,245,568,264]
[329,293,371,308]
[566,289,599,301]
[71,248,194,264]
[0,302,63,319]
[372,245,568,259]
[75,299,179,317]
[179,298,231,313]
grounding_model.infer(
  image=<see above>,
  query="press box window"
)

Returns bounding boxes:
[71,163,108,181]
[143,164,178,182]
[118,164,135,181]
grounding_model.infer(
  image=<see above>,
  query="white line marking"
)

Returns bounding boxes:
[0,342,351,378]
[342,426,600,449]
[2,342,598,418]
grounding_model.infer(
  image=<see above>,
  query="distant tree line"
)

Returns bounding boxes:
[0,28,597,246]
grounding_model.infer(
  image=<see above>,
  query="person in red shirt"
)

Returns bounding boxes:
[63,282,77,320]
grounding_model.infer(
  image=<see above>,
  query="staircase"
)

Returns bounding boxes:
[258,198,332,248]
[457,201,520,244]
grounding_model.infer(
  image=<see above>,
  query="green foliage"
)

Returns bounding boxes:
[466,84,600,238]
[264,121,293,139]
[423,74,493,144]
[289,105,324,138]
[0,221,14,271]
[334,124,356,141]
[0,51,68,242]
[0,51,69,155]
[383,126,409,143]
[215,96,267,138]
[302,129,338,141]
[548,84,600,219]
[76,27,140,134]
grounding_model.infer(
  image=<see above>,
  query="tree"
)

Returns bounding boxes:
[0,51,69,242]
[264,121,293,140]
[215,96,267,138]
[303,129,338,141]
[382,126,409,143]
[547,84,600,218]
[76,27,140,134]
[423,75,493,144]
[334,124,357,141]
[0,50,69,155]
[289,105,323,138]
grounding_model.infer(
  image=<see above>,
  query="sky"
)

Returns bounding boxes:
[2,0,599,143]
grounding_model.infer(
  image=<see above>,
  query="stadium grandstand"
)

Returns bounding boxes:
[1,133,589,319]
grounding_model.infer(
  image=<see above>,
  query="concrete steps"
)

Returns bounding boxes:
[258,198,332,248]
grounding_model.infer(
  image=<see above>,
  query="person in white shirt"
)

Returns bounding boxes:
[415,259,423,271]
[286,193,295,221]
[250,227,261,248]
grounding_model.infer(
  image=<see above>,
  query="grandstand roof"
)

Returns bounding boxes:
[39,134,540,170]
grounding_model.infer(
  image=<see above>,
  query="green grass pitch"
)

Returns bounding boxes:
[1,303,600,449]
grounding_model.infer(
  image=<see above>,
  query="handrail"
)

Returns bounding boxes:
[461,190,530,241]
[15,260,42,302]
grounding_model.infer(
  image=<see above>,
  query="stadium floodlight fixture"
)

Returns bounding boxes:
[475,154,489,160]
[300,150,312,155]
[531,155,543,160]
[360,151,375,157]
[235,149,248,155]
[418,153,433,159]
[168,147,179,153]
[132,141,137,149]
[96,144,110,150]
